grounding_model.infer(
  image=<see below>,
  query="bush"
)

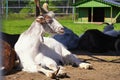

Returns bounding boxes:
[5,13,29,20]
[20,1,35,14]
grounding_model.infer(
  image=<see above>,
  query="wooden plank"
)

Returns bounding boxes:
[112,11,120,23]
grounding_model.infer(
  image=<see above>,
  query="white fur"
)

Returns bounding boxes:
[35,37,91,75]
[15,13,91,78]
[15,13,64,77]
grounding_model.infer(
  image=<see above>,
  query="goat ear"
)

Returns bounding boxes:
[36,18,41,22]
[36,16,46,24]
[39,36,44,42]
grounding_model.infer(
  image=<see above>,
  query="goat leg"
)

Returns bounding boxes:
[37,65,60,78]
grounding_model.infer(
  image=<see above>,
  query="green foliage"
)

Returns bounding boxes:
[7,13,27,20]
[20,1,35,14]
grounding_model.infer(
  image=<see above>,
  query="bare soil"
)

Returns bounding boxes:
[4,50,120,80]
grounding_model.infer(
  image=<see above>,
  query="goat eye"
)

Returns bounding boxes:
[48,19,53,24]
[45,15,50,19]
[44,15,53,24]
[45,18,53,24]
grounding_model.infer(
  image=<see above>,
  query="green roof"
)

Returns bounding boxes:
[73,0,120,8]
[76,0,111,7]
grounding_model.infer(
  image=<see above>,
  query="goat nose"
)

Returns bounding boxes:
[58,27,64,34]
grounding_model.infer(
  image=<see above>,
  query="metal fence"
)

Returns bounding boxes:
[0,0,4,79]
[2,0,75,17]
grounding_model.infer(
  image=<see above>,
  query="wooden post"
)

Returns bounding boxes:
[110,7,113,23]
[112,11,120,23]
[73,6,76,23]
[72,0,75,21]
[91,7,93,22]
[6,0,8,19]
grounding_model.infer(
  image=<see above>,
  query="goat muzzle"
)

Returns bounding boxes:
[58,28,64,34]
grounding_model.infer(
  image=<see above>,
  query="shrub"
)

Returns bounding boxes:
[20,1,35,14]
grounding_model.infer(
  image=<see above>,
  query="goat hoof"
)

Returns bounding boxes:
[50,67,60,79]
[79,63,92,69]
[46,72,55,78]
[57,73,68,78]
[50,72,56,79]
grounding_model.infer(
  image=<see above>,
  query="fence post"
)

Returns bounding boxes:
[6,0,8,19]
[0,0,4,79]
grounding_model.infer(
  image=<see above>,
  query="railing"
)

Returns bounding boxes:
[2,0,75,18]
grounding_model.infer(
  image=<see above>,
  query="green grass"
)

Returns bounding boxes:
[2,17,120,36]
[58,19,120,35]
[2,18,34,34]
[58,19,103,35]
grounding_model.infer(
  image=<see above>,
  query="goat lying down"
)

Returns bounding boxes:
[78,29,120,53]
[15,21,91,78]
[15,12,91,78]
[15,1,91,78]
[0,39,16,74]
[103,22,120,37]
[35,37,91,76]
[16,36,91,78]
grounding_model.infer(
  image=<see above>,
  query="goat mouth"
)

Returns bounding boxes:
[58,30,64,34]
[50,29,64,34]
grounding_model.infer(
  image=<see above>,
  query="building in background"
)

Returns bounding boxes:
[73,0,120,23]
[2,0,120,23]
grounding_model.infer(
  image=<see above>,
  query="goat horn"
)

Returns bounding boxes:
[34,0,40,8]
[34,0,42,16]
[42,2,49,12]
[109,23,114,25]
[34,0,48,16]
[102,22,110,25]
[37,2,49,14]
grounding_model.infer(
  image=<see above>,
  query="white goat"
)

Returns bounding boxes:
[34,37,91,78]
[35,37,91,70]
[15,1,91,78]
[15,9,64,78]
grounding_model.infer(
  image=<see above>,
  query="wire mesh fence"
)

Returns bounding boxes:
[2,0,74,19]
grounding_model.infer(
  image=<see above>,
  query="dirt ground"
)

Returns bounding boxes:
[4,50,120,80]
